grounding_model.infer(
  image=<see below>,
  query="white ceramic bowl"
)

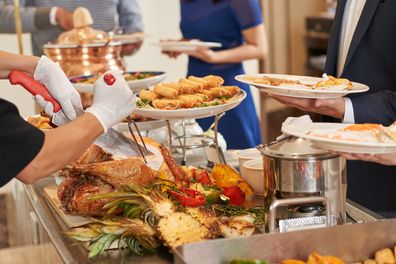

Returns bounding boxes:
[235,148,261,180]
[242,157,264,194]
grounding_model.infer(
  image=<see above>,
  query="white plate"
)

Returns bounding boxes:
[282,123,396,154]
[111,33,145,45]
[134,91,246,120]
[114,119,168,132]
[156,40,222,52]
[235,74,369,99]
[70,71,166,93]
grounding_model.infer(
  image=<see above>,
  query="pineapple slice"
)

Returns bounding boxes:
[220,215,256,238]
[157,212,210,250]
[185,206,221,238]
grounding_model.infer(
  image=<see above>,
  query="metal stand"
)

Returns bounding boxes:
[165,113,226,165]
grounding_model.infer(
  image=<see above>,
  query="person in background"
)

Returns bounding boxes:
[0,0,143,56]
[0,50,135,186]
[265,0,396,216]
[165,0,267,149]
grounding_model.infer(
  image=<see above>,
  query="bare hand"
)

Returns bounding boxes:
[121,41,142,56]
[336,152,396,166]
[162,50,182,59]
[184,47,218,63]
[268,94,345,119]
[56,8,73,30]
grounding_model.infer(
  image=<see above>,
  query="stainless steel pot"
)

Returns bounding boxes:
[257,136,347,225]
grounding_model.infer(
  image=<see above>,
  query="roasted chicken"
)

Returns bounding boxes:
[57,145,156,216]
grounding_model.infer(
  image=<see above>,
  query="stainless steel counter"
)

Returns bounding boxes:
[24,176,383,264]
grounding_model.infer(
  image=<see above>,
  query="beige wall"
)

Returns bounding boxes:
[0,0,261,119]
[263,0,327,75]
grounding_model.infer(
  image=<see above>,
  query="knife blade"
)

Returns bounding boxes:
[8,70,152,158]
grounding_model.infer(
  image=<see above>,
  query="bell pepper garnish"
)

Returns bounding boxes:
[222,186,246,206]
[168,188,206,207]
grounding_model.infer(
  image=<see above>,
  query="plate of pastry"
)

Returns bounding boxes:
[235,73,369,99]
[157,40,222,52]
[134,75,246,120]
[282,122,396,154]
[70,71,167,93]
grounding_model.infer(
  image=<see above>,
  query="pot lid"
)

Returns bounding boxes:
[257,136,337,159]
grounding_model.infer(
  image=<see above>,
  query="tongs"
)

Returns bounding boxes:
[8,70,152,160]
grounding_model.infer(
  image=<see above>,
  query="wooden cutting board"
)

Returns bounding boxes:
[43,185,92,228]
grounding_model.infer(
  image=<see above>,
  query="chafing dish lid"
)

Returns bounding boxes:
[257,136,337,159]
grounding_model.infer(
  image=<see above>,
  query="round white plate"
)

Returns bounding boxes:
[156,40,222,52]
[114,119,168,132]
[282,123,396,154]
[134,90,246,120]
[111,33,145,45]
[70,71,166,93]
[235,74,369,99]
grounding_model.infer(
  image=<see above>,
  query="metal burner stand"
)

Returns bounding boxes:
[164,114,226,165]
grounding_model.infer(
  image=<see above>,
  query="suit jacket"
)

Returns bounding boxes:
[324,0,396,214]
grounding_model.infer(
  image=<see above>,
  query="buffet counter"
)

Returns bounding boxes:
[24,176,383,264]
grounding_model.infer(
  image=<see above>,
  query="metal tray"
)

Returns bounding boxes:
[174,219,396,264]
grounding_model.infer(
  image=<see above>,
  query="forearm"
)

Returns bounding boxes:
[118,0,144,33]
[213,44,266,64]
[0,51,39,78]
[17,113,103,183]
[0,1,52,33]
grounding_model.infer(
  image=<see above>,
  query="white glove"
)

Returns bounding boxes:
[33,55,83,120]
[277,115,313,140]
[86,70,136,133]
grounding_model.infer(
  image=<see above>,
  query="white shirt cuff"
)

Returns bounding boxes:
[49,7,58,26]
[342,97,355,124]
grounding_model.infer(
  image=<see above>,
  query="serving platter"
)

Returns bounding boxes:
[235,74,369,99]
[70,71,167,93]
[111,33,146,45]
[114,119,168,132]
[156,40,222,52]
[282,123,396,154]
[134,90,246,120]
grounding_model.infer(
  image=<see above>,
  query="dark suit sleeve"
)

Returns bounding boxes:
[351,90,396,125]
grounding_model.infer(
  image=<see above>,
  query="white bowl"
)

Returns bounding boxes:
[242,157,264,194]
[235,148,261,180]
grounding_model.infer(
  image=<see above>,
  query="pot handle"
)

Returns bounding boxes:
[268,196,331,233]
[256,136,290,155]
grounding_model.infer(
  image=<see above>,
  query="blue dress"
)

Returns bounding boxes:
[180,0,263,149]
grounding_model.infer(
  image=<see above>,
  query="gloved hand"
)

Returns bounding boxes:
[86,70,136,133]
[33,56,83,121]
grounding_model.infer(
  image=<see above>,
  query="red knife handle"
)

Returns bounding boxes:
[8,70,61,113]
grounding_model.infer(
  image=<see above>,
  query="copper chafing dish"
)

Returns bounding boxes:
[43,41,125,77]
[43,7,126,77]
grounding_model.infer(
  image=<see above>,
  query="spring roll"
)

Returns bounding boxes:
[191,93,208,101]
[179,79,203,93]
[153,84,179,98]
[152,99,183,110]
[187,76,210,89]
[177,95,200,108]
[139,90,160,102]
[162,82,180,90]
[203,75,224,87]
[205,87,226,98]
[221,86,241,96]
